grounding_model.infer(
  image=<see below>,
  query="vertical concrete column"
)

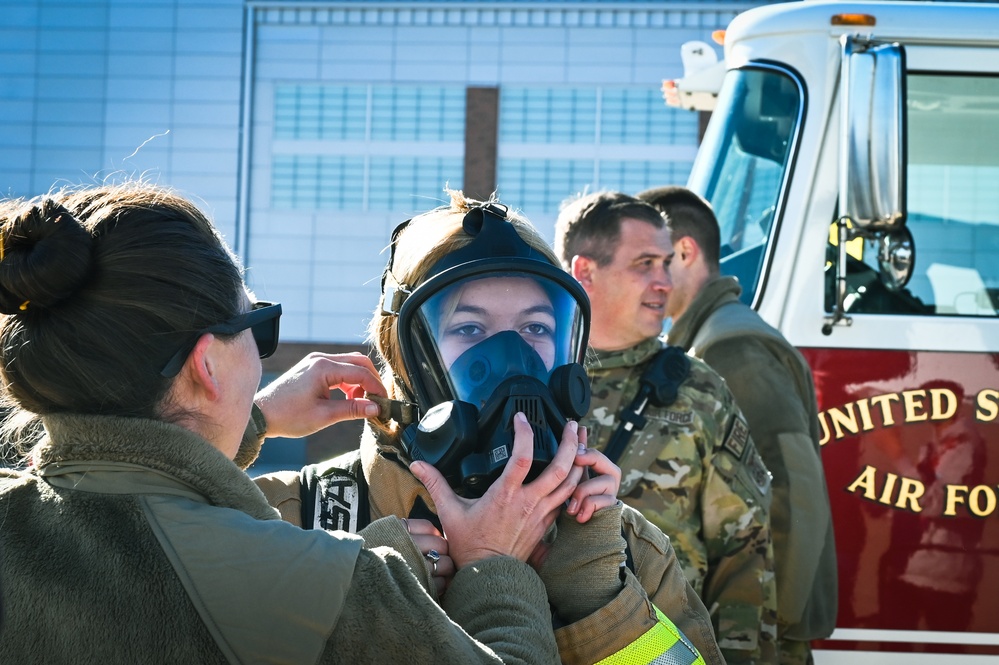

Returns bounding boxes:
[464,86,499,201]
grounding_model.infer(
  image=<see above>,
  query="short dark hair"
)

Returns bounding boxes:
[637,186,720,269]
[555,191,664,268]
[0,183,245,436]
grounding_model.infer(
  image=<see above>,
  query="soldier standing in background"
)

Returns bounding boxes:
[637,185,837,665]
[555,191,778,664]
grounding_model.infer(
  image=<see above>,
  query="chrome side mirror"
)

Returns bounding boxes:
[826,37,909,334]
[839,36,907,231]
[878,226,915,291]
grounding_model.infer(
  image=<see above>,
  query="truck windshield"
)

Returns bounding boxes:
[687,66,803,305]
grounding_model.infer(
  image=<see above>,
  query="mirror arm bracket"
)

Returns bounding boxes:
[822,216,855,335]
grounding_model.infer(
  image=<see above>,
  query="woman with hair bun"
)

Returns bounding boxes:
[0,182,581,664]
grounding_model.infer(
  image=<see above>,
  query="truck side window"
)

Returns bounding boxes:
[827,73,999,317]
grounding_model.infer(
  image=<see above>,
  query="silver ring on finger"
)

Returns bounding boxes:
[425,549,440,574]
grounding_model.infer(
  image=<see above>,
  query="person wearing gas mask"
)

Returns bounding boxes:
[255,190,724,665]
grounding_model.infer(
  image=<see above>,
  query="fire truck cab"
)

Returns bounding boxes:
[666,1,999,661]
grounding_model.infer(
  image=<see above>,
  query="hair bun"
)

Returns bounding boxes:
[0,198,94,314]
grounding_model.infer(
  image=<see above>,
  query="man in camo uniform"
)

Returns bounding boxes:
[555,191,778,664]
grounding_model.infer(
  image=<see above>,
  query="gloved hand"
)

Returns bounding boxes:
[537,500,627,623]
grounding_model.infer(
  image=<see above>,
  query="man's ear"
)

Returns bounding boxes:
[570,255,594,287]
[181,334,222,402]
[676,236,700,266]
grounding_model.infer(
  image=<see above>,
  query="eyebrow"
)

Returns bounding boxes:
[632,250,674,262]
[453,303,556,317]
[523,304,556,318]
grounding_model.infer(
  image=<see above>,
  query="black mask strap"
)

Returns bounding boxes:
[424,203,549,278]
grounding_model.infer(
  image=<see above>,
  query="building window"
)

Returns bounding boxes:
[600,88,697,145]
[497,159,595,214]
[498,86,697,214]
[275,85,368,140]
[370,87,465,141]
[368,156,463,211]
[598,160,694,197]
[500,88,598,143]
[272,84,464,211]
[272,155,365,209]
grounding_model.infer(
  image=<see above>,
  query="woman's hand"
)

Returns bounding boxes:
[254,352,387,438]
[564,426,622,524]
[410,412,581,569]
[403,518,455,596]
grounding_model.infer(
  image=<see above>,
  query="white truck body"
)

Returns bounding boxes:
[668,1,999,661]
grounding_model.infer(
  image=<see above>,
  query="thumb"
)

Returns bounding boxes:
[339,397,381,420]
[410,461,457,515]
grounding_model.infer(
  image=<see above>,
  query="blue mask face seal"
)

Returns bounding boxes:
[384,204,591,496]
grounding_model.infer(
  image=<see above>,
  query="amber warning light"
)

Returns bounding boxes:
[831,13,876,26]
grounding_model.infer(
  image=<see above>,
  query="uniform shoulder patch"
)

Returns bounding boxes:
[722,415,750,460]
[712,415,772,500]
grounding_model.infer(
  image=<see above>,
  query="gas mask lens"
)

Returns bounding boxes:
[401,271,591,496]
[423,274,578,403]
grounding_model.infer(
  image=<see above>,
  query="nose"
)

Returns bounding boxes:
[651,264,672,293]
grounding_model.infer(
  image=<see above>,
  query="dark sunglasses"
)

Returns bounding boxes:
[160,301,283,378]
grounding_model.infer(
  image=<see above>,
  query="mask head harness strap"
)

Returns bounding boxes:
[424,202,552,275]
[381,216,415,317]
[381,202,548,317]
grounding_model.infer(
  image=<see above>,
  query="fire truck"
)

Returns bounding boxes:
[664,1,999,661]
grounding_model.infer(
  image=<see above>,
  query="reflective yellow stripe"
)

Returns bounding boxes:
[595,606,706,665]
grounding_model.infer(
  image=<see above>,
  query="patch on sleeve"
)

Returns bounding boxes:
[723,416,750,460]
[663,410,694,426]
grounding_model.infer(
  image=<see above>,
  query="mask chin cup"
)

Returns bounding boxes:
[402,366,591,499]
[459,379,562,498]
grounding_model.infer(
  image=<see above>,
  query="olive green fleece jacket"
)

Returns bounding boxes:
[0,413,560,664]
[256,429,725,665]
[667,275,838,641]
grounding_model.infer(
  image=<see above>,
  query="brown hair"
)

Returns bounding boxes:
[368,188,555,443]
[637,185,720,269]
[554,191,664,269]
[0,182,245,449]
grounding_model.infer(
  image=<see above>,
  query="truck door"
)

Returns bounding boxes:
[690,41,999,659]
[808,48,999,657]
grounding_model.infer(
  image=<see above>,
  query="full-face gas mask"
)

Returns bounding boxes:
[382,203,591,497]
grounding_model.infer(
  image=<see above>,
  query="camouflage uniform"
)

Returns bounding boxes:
[583,335,779,664]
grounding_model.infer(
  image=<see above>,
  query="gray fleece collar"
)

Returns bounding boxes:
[36,413,279,521]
